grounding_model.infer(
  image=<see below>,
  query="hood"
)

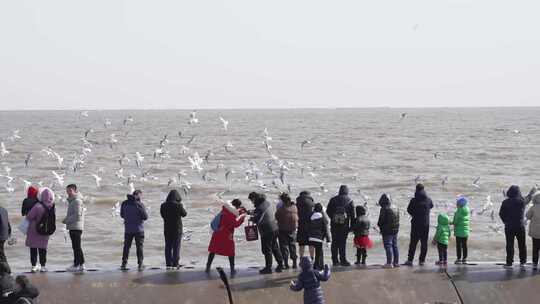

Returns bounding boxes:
[299,256,313,271]
[255,193,267,205]
[223,201,240,217]
[437,213,450,226]
[339,185,349,196]
[378,194,391,207]
[38,187,54,207]
[27,186,38,199]
[166,190,182,203]
[414,189,428,200]
[126,194,137,203]
[532,192,540,205]
[507,185,522,199]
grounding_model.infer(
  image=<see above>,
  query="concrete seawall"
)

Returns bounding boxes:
[21,263,540,304]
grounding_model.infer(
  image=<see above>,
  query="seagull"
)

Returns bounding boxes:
[0,143,9,157]
[52,171,65,187]
[79,111,89,119]
[4,182,14,193]
[186,135,196,145]
[513,129,520,134]
[400,113,407,120]
[159,135,169,148]
[472,177,481,189]
[224,142,234,153]
[188,152,204,172]
[84,129,93,139]
[301,139,313,150]
[20,178,32,191]
[179,145,190,155]
[109,134,118,149]
[135,152,144,168]
[7,130,21,142]
[123,116,134,126]
[90,173,102,188]
[53,152,64,168]
[118,153,130,166]
[219,116,229,131]
[188,111,199,125]
[104,118,112,128]
[414,175,422,184]
[115,168,125,179]
[441,176,449,188]
[41,147,54,158]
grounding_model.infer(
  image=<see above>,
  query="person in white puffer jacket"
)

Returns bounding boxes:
[525,189,540,271]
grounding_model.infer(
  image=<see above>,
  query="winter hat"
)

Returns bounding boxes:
[456,196,468,207]
[415,183,425,192]
[27,186,38,199]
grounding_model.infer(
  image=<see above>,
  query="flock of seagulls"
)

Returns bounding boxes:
[0,110,531,242]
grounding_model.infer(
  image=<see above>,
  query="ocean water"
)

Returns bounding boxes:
[0,108,539,271]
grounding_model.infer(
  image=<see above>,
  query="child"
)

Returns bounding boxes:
[377,194,400,268]
[8,275,39,304]
[433,213,451,266]
[352,206,373,265]
[290,256,331,304]
[452,196,470,265]
[308,203,331,270]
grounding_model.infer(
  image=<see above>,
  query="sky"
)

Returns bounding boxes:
[1,0,539,110]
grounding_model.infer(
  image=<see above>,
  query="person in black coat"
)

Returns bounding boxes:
[8,276,39,304]
[326,185,355,266]
[296,191,315,258]
[377,194,400,267]
[499,185,534,268]
[160,190,187,269]
[249,192,283,274]
[0,262,14,304]
[404,184,433,266]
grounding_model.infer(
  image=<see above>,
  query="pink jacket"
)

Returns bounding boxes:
[25,188,55,249]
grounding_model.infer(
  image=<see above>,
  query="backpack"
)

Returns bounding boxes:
[332,205,348,225]
[37,202,56,236]
[210,212,222,232]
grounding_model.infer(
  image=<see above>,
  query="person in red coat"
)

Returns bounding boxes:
[205,199,246,276]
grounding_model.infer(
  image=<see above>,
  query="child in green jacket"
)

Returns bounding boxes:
[433,213,451,266]
[452,196,470,264]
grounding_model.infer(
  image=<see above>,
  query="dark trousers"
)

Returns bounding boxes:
[456,237,468,261]
[504,227,526,265]
[122,232,144,266]
[164,233,182,267]
[437,242,448,262]
[206,252,235,270]
[260,232,283,268]
[30,248,47,266]
[69,230,85,266]
[356,248,367,264]
[382,234,399,265]
[407,226,429,263]
[278,230,297,266]
[331,225,349,263]
[0,241,6,264]
[311,242,324,270]
[533,238,540,266]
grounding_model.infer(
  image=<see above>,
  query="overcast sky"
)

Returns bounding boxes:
[1,0,539,110]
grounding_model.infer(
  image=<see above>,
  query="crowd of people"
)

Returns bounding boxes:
[0,182,539,301]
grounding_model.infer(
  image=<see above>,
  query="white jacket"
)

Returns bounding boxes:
[525,192,540,239]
